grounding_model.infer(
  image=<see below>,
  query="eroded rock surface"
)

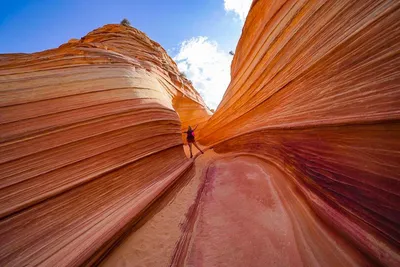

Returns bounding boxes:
[198,0,400,265]
[1,0,400,266]
[0,24,210,266]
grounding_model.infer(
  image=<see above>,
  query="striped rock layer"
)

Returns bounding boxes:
[0,25,210,266]
[1,0,399,266]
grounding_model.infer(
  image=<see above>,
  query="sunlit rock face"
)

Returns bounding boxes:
[0,24,210,266]
[199,0,400,266]
[1,0,400,266]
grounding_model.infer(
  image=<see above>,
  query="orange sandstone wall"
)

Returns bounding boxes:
[0,24,210,266]
[1,0,400,265]
[199,0,400,265]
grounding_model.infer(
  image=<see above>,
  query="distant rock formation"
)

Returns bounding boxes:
[0,0,399,266]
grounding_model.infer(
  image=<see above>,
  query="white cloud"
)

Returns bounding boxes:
[224,0,252,22]
[174,37,232,110]
[172,1,253,109]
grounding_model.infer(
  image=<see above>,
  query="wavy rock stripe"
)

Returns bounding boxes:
[211,124,400,265]
[197,0,400,266]
[200,0,400,143]
[0,147,192,266]
[0,24,210,266]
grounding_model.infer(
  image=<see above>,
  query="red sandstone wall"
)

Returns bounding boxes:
[0,24,210,266]
[199,1,400,265]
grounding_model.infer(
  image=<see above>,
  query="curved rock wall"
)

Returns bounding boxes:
[0,25,210,266]
[199,0,400,265]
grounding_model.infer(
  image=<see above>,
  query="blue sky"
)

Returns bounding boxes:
[0,0,252,109]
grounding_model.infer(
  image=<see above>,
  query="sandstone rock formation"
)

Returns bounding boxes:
[198,0,400,265]
[0,25,210,266]
[1,0,399,266]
